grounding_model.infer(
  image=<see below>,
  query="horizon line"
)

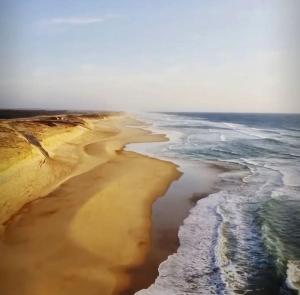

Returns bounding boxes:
[0,108,300,115]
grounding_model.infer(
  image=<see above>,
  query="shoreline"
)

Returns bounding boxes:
[124,129,226,294]
[0,113,181,295]
[122,160,223,294]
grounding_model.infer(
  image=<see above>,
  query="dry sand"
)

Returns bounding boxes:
[0,113,181,295]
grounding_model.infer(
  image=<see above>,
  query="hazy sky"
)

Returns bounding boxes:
[0,0,299,112]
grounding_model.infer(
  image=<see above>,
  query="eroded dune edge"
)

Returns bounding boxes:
[0,112,181,295]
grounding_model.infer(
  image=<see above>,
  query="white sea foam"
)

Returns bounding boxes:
[220,135,226,142]
[133,112,300,294]
[136,193,225,295]
[286,260,300,293]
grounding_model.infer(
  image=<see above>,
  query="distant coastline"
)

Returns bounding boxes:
[0,109,121,119]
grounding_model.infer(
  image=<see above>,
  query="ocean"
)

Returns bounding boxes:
[134,112,300,295]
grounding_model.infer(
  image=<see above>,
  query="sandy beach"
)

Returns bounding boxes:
[0,113,181,295]
[122,160,223,294]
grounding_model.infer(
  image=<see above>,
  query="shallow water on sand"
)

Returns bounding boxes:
[124,140,222,294]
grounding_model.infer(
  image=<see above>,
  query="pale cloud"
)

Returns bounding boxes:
[39,14,119,26]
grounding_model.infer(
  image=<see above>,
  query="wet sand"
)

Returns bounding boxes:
[121,158,223,294]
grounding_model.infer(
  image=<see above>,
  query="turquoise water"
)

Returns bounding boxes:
[136,112,300,295]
